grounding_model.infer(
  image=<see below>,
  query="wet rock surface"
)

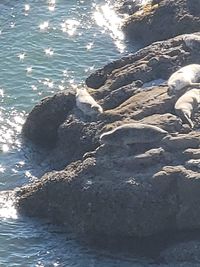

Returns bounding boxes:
[17,30,200,262]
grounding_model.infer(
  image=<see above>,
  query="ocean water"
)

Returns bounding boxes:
[0,0,170,266]
[0,0,131,189]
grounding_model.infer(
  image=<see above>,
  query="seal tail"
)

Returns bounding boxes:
[189,82,200,88]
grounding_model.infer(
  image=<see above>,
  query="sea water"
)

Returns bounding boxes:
[0,0,168,266]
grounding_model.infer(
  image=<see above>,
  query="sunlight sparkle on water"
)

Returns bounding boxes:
[40,78,54,88]
[18,53,26,61]
[26,66,33,73]
[2,144,9,152]
[48,81,54,88]
[93,4,125,52]
[49,6,55,11]
[49,0,56,4]
[0,89,4,98]
[31,85,37,91]
[0,193,18,219]
[44,48,54,56]
[25,171,37,182]
[63,70,68,77]
[18,161,25,166]
[10,22,15,29]
[14,115,25,125]
[58,85,65,90]
[39,21,49,31]
[24,4,30,12]
[86,42,94,50]
[0,166,5,173]
[48,0,56,11]
[60,19,80,36]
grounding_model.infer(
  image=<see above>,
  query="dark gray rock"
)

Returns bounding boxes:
[122,0,200,45]
[116,0,152,15]
[46,117,102,170]
[161,241,200,264]
[22,90,76,147]
[16,32,200,247]
[86,33,200,91]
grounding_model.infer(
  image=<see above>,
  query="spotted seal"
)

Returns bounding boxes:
[167,64,200,95]
[175,88,200,128]
[100,123,168,146]
[76,88,103,116]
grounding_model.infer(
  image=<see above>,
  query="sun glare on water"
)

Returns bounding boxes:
[0,192,18,220]
[93,3,125,52]
[60,19,80,36]
[39,21,49,31]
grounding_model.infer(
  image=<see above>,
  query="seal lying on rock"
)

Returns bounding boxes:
[167,64,200,95]
[76,88,103,117]
[175,89,200,128]
[100,123,168,146]
[183,34,200,50]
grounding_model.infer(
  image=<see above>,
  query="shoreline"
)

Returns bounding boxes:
[15,0,200,264]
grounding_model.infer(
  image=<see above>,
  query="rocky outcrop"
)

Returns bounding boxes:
[16,32,200,247]
[121,0,200,45]
[17,142,200,239]
[86,32,200,91]
[22,90,75,147]
[161,241,200,264]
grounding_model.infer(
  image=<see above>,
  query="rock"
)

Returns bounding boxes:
[116,0,142,15]
[113,147,173,170]
[139,113,183,133]
[86,33,200,91]
[16,158,177,237]
[162,132,200,151]
[183,148,200,159]
[161,241,200,264]
[22,90,76,147]
[101,81,142,110]
[16,31,200,246]
[45,117,101,170]
[185,159,200,171]
[16,159,200,240]
[122,0,200,45]
[161,240,200,266]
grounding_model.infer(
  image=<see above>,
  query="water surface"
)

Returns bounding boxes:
[0,0,174,266]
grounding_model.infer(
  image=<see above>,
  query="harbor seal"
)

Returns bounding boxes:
[100,123,168,146]
[167,64,200,95]
[183,34,200,50]
[174,88,200,128]
[76,88,103,117]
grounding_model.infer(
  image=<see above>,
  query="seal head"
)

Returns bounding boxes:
[167,64,200,95]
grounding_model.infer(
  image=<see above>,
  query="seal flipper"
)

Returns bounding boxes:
[188,82,200,88]
[176,109,194,128]
[183,112,194,128]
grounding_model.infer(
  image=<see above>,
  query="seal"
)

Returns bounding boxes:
[100,123,168,146]
[76,88,103,116]
[174,88,200,128]
[183,34,200,50]
[167,64,200,95]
